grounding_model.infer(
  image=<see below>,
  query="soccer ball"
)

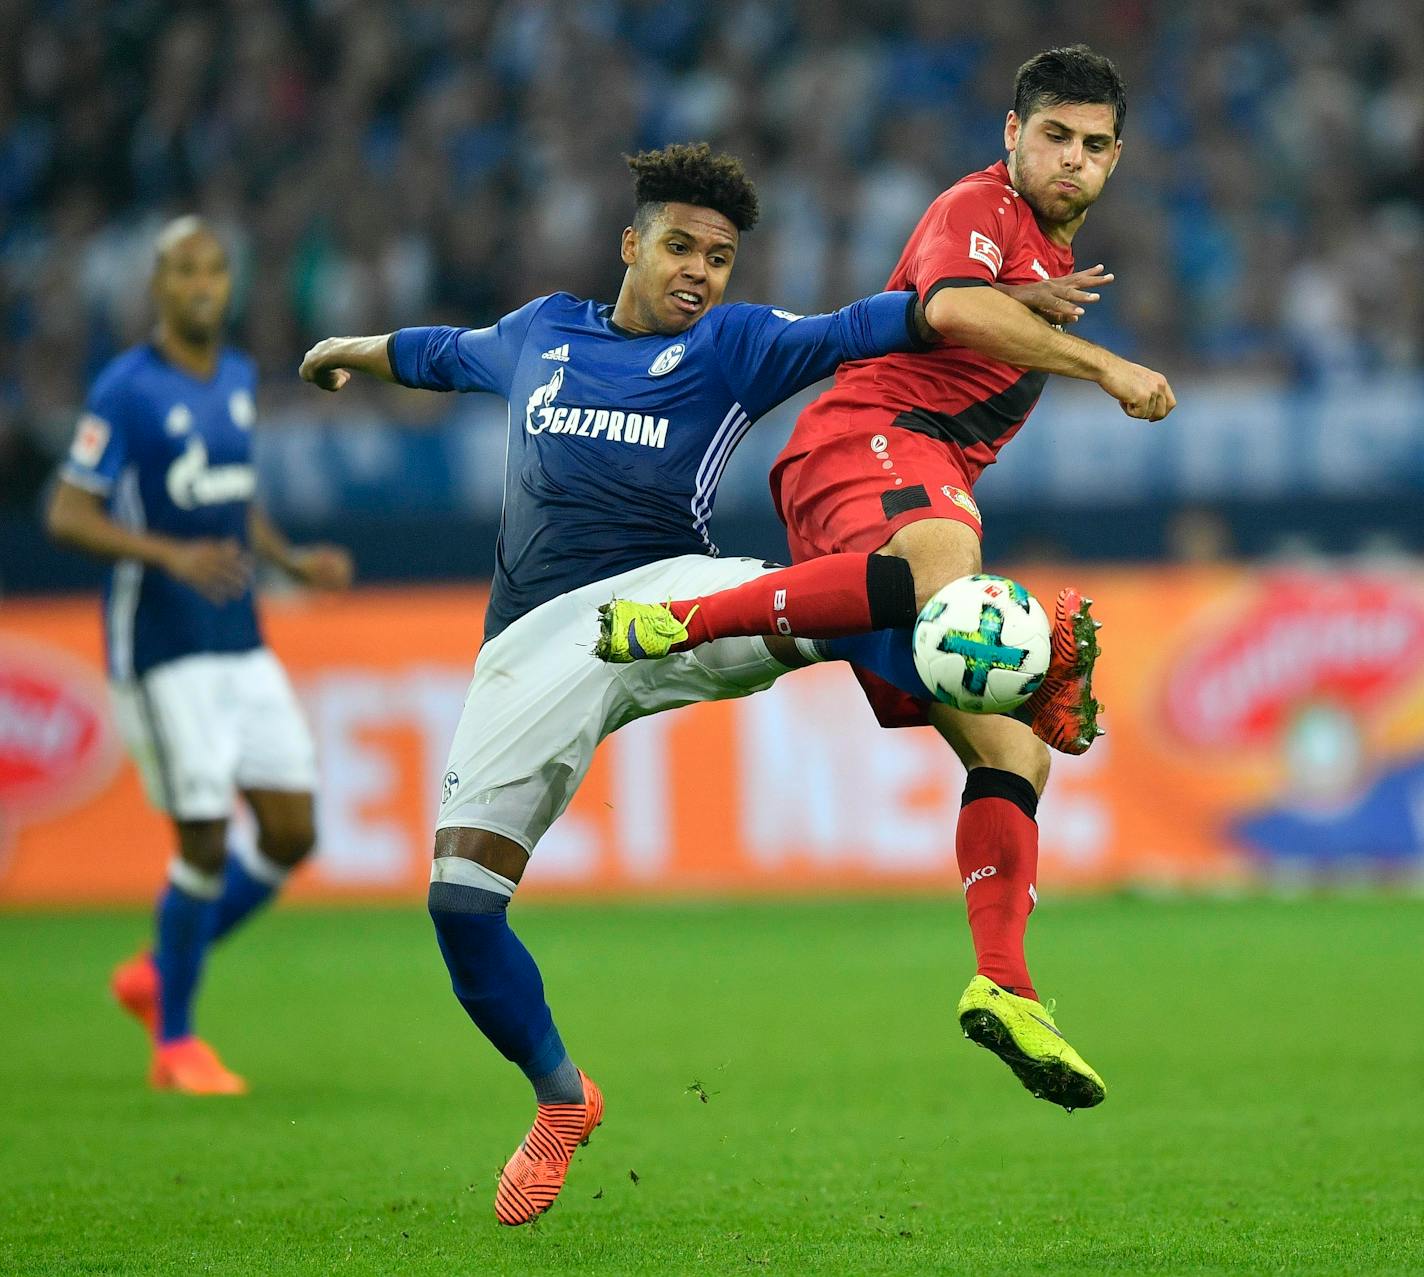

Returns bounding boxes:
[912,575,1051,714]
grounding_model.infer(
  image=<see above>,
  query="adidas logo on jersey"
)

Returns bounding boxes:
[541,344,570,362]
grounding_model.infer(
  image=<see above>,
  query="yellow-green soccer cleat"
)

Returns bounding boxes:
[956,975,1106,1111]
[594,599,694,663]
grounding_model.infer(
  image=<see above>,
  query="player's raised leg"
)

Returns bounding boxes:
[597,551,919,659]
[931,705,1105,1110]
[427,828,601,1227]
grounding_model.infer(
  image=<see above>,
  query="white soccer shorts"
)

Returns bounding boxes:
[437,554,787,853]
[109,647,318,822]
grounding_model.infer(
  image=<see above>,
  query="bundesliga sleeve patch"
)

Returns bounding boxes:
[69,414,111,467]
[967,232,1003,277]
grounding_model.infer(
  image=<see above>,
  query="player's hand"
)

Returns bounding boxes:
[299,340,353,392]
[1099,357,1176,421]
[1000,264,1114,325]
[290,544,354,591]
[163,538,252,603]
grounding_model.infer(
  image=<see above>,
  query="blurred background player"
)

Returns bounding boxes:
[45,216,353,1095]
[601,47,1176,1111]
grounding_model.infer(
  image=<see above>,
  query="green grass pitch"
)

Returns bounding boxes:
[2,896,1422,1275]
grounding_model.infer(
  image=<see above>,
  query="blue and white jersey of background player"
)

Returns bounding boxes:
[389,290,923,641]
[61,343,261,681]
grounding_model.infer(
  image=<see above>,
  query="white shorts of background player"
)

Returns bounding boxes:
[437,553,786,855]
[109,648,318,822]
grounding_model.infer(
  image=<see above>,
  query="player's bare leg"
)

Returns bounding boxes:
[878,516,982,610]
[931,706,1105,1110]
[429,827,602,1226]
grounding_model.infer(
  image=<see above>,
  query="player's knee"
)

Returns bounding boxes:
[961,731,1050,796]
[175,821,228,876]
[1024,738,1051,795]
[260,819,316,868]
[882,521,983,611]
[433,826,530,886]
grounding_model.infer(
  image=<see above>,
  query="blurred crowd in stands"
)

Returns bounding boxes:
[1,0,1421,505]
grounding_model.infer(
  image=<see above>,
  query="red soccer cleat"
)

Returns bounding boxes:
[495,1071,604,1226]
[150,1037,248,1096]
[1023,587,1105,755]
[111,951,159,1037]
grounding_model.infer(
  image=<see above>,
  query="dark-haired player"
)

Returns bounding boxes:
[46,217,353,1095]
[301,143,1092,1223]
[603,48,1177,1112]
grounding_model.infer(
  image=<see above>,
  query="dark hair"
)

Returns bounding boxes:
[626,143,760,233]
[1014,45,1127,138]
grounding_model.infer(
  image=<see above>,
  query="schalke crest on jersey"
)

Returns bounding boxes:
[648,343,685,377]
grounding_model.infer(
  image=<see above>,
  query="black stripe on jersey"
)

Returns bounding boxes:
[923,277,992,304]
[892,368,1049,451]
[136,679,179,815]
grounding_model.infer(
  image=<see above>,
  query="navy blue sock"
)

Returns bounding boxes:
[428,879,583,1103]
[825,628,927,699]
[210,852,282,945]
[154,871,221,1043]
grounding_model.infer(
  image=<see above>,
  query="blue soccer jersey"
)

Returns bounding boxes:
[61,344,263,679]
[389,291,923,639]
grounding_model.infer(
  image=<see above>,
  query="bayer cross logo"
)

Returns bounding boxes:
[940,604,1031,696]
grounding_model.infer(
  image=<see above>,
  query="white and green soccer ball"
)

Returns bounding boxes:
[912,574,1051,714]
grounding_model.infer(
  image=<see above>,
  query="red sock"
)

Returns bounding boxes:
[956,768,1040,1001]
[671,553,916,648]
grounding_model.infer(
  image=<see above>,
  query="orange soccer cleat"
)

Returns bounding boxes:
[1023,587,1105,756]
[111,951,159,1037]
[150,1037,248,1096]
[495,1071,604,1226]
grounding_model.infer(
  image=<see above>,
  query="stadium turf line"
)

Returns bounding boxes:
[1,896,1421,1275]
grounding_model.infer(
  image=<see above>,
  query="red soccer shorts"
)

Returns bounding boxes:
[771,416,985,728]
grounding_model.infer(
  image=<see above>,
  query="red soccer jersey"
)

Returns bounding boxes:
[792,160,1073,484]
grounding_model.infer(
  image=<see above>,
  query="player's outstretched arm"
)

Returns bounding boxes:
[299,335,396,392]
[45,481,251,602]
[248,503,353,591]
[925,284,1176,421]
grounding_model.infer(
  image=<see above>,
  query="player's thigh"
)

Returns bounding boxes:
[437,556,790,860]
[879,517,984,611]
[108,657,241,821]
[231,649,318,798]
[928,701,1051,795]
[436,594,616,860]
